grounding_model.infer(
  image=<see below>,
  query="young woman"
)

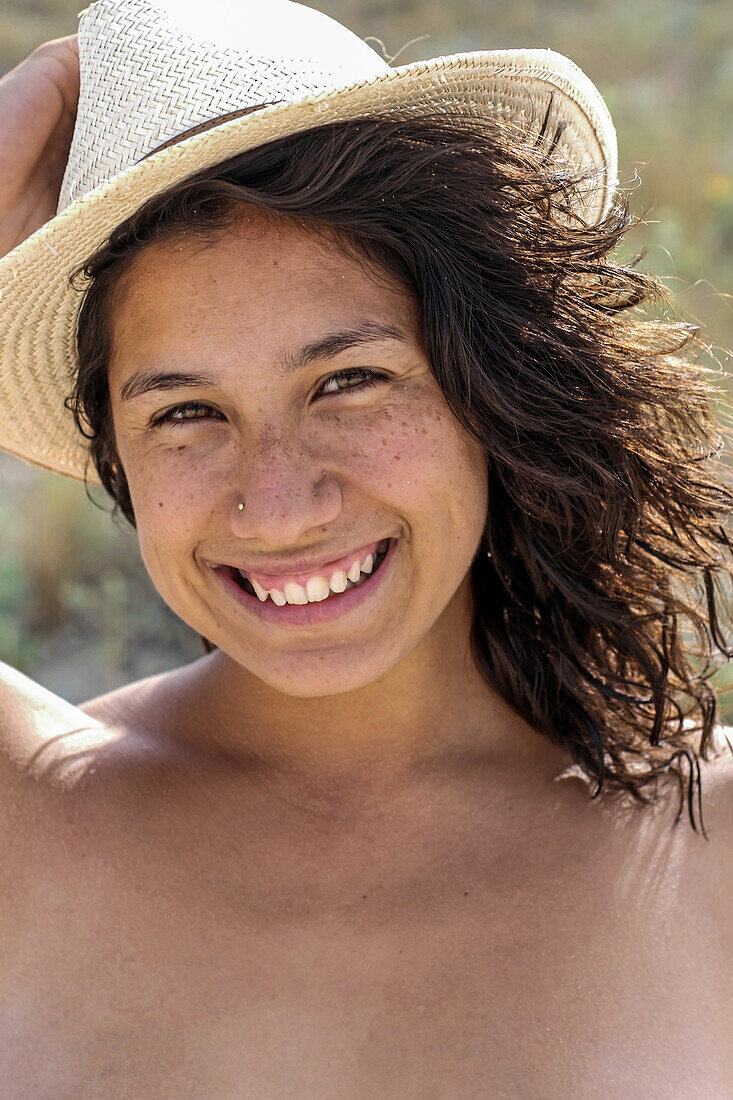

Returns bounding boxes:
[0,1,732,1095]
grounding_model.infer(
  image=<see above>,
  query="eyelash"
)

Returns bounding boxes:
[150,368,386,428]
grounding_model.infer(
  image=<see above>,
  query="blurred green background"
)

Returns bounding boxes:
[1,0,732,713]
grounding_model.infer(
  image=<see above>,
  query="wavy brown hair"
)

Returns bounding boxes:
[66,112,733,830]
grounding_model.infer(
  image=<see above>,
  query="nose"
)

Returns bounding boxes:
[228,428,343,545]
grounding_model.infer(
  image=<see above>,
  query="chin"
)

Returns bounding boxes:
[216,634,409,699]
[201,620,411,695]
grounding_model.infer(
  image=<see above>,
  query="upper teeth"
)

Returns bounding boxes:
[242,548,380,605]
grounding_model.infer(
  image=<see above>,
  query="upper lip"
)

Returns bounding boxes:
[212,537,393,577]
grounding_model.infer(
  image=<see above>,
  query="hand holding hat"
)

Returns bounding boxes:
[0,35,79,259]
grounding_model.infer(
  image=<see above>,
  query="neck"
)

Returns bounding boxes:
[167,583,556,804]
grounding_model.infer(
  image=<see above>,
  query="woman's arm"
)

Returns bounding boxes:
[0,34,79,258]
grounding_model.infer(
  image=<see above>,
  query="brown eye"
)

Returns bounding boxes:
[152,401,222,427]
[318,368,384,396]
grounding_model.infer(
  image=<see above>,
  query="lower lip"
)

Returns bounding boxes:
[212,538,398,628]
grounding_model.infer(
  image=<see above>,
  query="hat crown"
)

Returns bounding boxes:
[58,0,390,212]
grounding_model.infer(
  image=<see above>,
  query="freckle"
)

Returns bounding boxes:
[158,501,163,508]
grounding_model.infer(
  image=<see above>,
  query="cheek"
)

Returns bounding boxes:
[336,397,487,529]
[124,446,217,581]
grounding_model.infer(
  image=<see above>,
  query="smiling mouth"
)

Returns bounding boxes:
[226,538,392,606]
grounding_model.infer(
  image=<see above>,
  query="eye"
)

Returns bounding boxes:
[151,401,223,428]
[317,368,386,397]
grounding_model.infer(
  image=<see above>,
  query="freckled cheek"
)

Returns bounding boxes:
[125,447,218,554]
[332,408,485,596]
[339,405,486,510]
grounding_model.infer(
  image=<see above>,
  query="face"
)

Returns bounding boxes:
[107,210,488,696]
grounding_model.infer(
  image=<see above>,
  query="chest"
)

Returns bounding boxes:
[1,825,729,1100]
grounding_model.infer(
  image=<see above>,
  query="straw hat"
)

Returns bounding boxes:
[0,0,618,484]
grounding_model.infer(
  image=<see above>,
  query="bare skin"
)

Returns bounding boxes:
[1,662,732,1099]
[0,36,732,1100]
[0,35,79,255]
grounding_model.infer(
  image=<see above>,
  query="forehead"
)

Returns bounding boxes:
[109,211,416,364]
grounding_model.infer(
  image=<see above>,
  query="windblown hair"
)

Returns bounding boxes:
[67,112,733,829]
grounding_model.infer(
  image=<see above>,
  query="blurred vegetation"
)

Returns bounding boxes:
[0,0,731,716]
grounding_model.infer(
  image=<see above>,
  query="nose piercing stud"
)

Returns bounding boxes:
[237,502,244,511]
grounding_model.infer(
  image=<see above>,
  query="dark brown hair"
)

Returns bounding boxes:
[67,112,733,830]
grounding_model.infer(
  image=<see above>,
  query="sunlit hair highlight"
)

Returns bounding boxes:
[66,112,733,829]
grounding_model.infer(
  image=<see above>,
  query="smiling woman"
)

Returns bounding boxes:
[1,0,733,1096]
[67,113,733,808]
[70,196,489,700]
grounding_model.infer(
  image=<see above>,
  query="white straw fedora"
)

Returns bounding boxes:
[0,0,618,485]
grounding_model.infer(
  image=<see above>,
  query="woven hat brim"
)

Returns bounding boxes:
[0,49,617,485]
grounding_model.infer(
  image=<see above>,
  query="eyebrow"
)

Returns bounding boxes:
[118,321,410,402]
[280,321,408,374]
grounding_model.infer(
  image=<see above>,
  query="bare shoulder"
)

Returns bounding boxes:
[0,659,107,781]
[0,659,197,803]
[0,660,115,855]
[555,722,733,916]
[635,724,733,869]
[0,661,213,882]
